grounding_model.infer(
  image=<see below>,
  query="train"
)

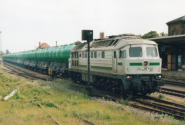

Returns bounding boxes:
[2,34,162,96]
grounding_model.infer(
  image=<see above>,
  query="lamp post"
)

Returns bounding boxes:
[0,31,2,52]
[82,30,93,85]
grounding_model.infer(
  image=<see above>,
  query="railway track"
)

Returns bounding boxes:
[131,96,185,120]
[160,88,185,98]
[3,62,49,81]
[162,80,185,87]
[3,62,185,120]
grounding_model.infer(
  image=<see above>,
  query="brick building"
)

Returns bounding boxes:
[151,15,185,71]
[167,16,185,36]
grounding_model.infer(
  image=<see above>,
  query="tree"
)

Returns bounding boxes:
[6,50,10,54]
[74,41,82,45]
[0,51,4,57]
[160,32,167,37]
[142,31,159,39]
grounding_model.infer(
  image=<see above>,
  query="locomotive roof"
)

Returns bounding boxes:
[71,35,157,52]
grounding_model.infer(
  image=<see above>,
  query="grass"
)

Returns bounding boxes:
[0,66,184,125]
[158,94,165,99]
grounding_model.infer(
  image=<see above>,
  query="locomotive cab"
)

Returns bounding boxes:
[117,42,162,94]
[126,44,161,75]
[117,43,161,75]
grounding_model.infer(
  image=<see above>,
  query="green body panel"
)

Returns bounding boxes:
[149,62,160,66]
[129,62,143,66]
[3,44,75,64]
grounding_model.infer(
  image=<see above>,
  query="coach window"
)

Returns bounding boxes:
[91,52,93,58]
[102,51,105,58]
[82,52,84,58]
[85,52,87,58]
[72,52,75,58]
[94,51,97,58]
[114,51,116,58]
[76,52,78,58]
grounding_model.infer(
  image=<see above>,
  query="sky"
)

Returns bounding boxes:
[0,0,185,52]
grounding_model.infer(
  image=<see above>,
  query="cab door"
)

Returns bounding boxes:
[113,51,117,73]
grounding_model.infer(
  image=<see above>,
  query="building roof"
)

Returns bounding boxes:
[150,34,185,46]
[167,15,185,25]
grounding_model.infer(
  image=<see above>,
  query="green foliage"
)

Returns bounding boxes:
[141,31,167,39]
[160,32,168,37]
[6,50,10,54]
[120,99,128,105]
[142,31,159,39]
[43,102,56,108]
[0,51,4,57]
[158,94,165,99]
[74,41,82,45]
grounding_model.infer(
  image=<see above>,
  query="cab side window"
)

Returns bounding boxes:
[114,51,116,58]
[119,50,126,58]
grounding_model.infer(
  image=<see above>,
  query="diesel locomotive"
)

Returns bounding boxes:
[3,34,162,96]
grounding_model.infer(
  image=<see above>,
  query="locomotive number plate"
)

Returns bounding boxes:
[142,67,151,71]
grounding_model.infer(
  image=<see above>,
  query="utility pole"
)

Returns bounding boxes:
[55,41,58,47]
[0,31,2,52]
[82,30,93,86]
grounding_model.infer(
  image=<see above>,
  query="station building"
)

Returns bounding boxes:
[151,15,185,71]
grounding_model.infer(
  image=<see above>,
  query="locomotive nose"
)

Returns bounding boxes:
[144,61,148,66]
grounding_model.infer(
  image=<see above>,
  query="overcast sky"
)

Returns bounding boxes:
[0,0,185,52]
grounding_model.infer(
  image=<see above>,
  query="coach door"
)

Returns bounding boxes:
[113,51,117,72]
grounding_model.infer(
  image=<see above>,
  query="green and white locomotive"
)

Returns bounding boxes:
[69,34,162,95]
[2,34,162,96]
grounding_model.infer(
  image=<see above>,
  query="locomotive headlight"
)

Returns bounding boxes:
[126,75,132,79]
[156,75,162,79]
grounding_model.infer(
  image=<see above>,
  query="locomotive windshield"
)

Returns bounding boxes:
[129,47,142,57]
[146,46,158,57]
